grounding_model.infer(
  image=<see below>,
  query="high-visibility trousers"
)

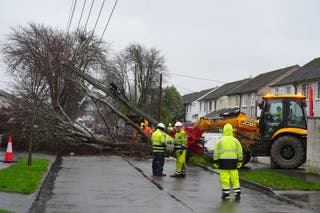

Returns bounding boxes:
[175,149,187,173]
[219,169,241,195]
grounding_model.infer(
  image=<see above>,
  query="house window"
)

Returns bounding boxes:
[204,102,208,112]
[250,93,255,106]
[235,96,239,106]
[209,101,212,111]
[285,86,291,94]
[275,88,279,94]
[302,84,308,98]
[242,94,248,107]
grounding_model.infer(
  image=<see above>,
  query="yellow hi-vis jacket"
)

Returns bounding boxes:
[213,124,242,169]
[151,129,167,152]
[174,129,187,150]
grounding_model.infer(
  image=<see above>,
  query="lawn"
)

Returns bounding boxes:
[239,170,320,190]
[0,157,50,194]
[0,210,14,213]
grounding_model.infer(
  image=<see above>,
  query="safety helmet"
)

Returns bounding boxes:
[157,123,165,129]
[168,123,172,127]
[140,122,145,127]
[175,121,182,127]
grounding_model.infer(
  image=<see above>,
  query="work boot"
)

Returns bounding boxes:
[234,192,241,201]
[160,173,166,176]
[221,193,230,200]
[170,173,182,178]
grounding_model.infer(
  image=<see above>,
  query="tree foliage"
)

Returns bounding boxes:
[1,23,112,150]
[161,86,184,124]
[111,43,166,118]
[0,23,173,154]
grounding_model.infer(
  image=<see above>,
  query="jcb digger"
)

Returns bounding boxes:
[185,94,307,169]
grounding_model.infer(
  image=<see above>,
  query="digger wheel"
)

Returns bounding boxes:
[271,136,305,169]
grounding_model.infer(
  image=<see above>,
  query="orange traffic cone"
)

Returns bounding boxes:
[1,136,17,163]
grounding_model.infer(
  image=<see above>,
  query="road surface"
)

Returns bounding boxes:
[30,156,315,213]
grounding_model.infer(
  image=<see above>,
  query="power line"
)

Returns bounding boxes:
[93,0,106,33]
[100,0,118,41]
[84,0,95,31]
[66,0,78,33]
[77,0,87,29]
[169,72,226,84]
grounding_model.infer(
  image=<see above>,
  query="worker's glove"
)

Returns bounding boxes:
[213,160,218,169]
[237,162,242,169]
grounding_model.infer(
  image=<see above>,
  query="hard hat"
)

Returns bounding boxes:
[157,123,165,129]
[168,123,172,127]
[140,122,145,127]
[175,121,182,127]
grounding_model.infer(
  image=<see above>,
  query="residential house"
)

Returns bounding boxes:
[200,79,250,120]
[0,89,13,109]
[226,65,299,119]
[182,88,217,123]
[270,57,320,116]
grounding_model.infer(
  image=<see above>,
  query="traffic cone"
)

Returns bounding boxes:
[1,136,17,163]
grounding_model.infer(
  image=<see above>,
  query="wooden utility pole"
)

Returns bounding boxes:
[158,71,162,121]
[134,64,137,106]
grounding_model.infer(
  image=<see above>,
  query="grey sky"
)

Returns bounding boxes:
[1,0,320,94]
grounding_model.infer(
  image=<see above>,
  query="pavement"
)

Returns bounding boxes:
[0,152,320,212]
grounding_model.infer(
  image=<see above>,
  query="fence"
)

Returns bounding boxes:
[306,117,320,175]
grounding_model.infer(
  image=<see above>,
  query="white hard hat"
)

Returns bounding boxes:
[157,123,165,129]
[175,121,182,127]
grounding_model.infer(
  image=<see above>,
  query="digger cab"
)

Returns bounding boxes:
[260,94,307,138]
[254,94,307,155]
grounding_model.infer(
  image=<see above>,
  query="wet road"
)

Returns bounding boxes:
[42,156,315,213]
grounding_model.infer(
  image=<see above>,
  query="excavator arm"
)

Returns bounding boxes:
[189,112,260,154]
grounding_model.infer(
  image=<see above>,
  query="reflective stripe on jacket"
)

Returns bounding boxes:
[151,129,166,152]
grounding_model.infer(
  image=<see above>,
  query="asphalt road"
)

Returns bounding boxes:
[30,156,316,213]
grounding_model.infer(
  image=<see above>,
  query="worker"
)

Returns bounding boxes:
[275,106,283,121]
[213,123,243,201]
[165,123,174,154]
[140,122,153,136]
[170,121,187,178]
[151,123,167,176]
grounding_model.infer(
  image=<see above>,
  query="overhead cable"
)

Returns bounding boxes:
[100,0,119,41]
[66,0,78,33]
[77,0,87,29]
[93,0,106,33]
[170,72,226,83]
[84,0,95,31]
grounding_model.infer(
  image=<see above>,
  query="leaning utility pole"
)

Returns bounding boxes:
[158,71,162,121]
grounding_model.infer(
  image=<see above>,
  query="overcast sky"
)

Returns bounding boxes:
[1,0,320,94]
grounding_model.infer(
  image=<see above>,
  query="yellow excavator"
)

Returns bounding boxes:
[187,94,307,169]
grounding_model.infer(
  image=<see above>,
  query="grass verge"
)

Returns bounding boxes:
[0,157,50,194]
[0,210,14,213]
[239,170,320,190]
